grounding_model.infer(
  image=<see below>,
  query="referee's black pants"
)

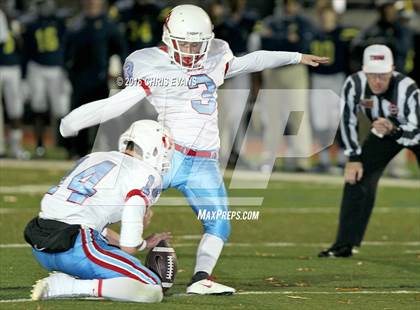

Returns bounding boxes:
[333,133,420,248]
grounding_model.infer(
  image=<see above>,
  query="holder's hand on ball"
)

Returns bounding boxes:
[145,232,172,249]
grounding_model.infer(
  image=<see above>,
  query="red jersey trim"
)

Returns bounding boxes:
[125,189,150,206]
[159,45,168,53]
[139,79,151,96]
[224,62,230,76]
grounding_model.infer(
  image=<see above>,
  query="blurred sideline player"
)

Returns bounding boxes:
[259,0,314,172]
[0,3,9,156]
[0,0,29,159]
[309,5,357,172]
[319,45,419,258]
[109,0,170,54]
[22,0,68,157]
[26,120,173,303]
[65,0,126,158]
[60,5,328,294]
[210,0,259,167]
[107,0,168,135]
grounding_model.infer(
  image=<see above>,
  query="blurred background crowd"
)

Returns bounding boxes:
[0,0,419,178]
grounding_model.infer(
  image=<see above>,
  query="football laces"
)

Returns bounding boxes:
[166,255,174,280]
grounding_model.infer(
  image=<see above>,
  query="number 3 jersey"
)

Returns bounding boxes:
[40,151,162,232]
[123,38,234,151]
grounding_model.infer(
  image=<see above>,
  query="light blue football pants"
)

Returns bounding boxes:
[162,150,230,242]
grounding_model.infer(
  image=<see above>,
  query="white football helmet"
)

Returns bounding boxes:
[118,120,174,175]
[162,4,214,70]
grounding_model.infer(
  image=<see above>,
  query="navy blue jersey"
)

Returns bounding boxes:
[22,15,66,66]
[261,15,314,53]
[214,11,258,55]
[66,14,126,89]
[351,20,413,74]
[110,2,169,53]
[409,32,420,85]
[309,26,358,75]
[0,29,21,66]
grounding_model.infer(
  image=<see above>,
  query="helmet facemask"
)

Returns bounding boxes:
[163,31,214,70]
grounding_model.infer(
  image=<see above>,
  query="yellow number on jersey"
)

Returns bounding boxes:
[405,48,415,74]
[35,26,59,53]
[127,20,152,43]
[3,32,15,55]
[310,40,335,64]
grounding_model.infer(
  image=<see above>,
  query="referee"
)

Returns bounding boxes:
[319,44,419,258]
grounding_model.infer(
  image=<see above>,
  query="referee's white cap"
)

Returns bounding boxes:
[363,44,394,73]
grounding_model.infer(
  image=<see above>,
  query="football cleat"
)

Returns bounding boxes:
[318,245,353,258]
[186,278,235,295]
[31,272,74,300]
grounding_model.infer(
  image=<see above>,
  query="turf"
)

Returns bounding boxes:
[0,166,419,309]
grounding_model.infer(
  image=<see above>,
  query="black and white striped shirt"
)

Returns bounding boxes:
[340,71,419,159]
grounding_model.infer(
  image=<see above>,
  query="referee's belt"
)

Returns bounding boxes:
[174,143,218,159]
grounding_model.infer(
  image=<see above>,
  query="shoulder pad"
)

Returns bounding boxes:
[209,38,233,62]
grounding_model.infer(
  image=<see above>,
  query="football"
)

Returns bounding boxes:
[145,240,177,291]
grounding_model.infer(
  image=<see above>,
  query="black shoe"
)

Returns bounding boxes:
[318,245,353,258]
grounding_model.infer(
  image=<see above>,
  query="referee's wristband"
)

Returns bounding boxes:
[388,127,403,140]
[349,155,362,162]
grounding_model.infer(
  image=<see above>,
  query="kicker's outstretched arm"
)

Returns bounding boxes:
[225,50,328,79]
[60,86,147,137]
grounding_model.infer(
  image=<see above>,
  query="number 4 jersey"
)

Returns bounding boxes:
[123,38,233,151]
[40,151,162,232]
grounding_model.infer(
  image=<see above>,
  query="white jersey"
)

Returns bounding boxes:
[60,40,301,148]
[124,39,233,151]
[40,151,162,233]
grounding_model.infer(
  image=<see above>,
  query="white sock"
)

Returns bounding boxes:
[337,150,346,166]
[46,273,98,298]
[9,129,22,152]
[72,278,99,296]
[48,275,162,302]
[101,277,163,303]
[319,149,330,166]
[194,233,224,275]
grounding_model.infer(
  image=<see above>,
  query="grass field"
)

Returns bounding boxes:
[0,162,419,309]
